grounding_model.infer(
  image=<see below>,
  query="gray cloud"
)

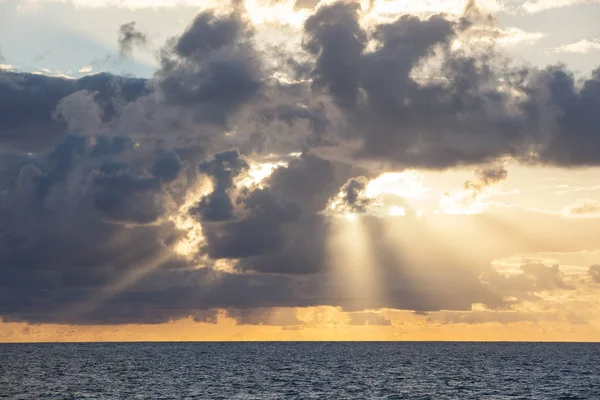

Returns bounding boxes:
[53,90,103,136]
[299,2,600,168]
[481,263,574,299]
[1,1,600,326]
[190,150,249,222]
[589,265,600,284]
[0,72,146,151]
[226,308,302,326]
[118,21,148,58]
[431,310,560,325]
[476,165,508,186]
[332,176,373,213]
[463,165,508,195]
[155,11,262,128]
[563,198,600,217]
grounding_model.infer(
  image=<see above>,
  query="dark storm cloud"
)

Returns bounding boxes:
[207,151,366,274]
[0,71,146,151]
[173,12,247,59]
[156,11,263,127]
[203,187,301,259]
[92,173,164,224]
[335,176,373,213]
[267,152,341,213]
[532,66,600,166]
[32,134,86,206]
[303,1,366,109]
[298,2,600,168]
[90,148,183,224]
[259,104,330,147]
[118,21,148,58]
[151,150,183,182]
[2,1,600,326]
[190,150,249,222]
[300,2,522,169]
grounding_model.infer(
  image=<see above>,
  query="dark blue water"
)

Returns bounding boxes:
[1,342,599,399]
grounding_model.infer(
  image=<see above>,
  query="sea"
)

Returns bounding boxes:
[1,342,599,399]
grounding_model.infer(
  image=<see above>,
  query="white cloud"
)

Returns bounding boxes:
[16,0,505,15]
[454,26,544,49]
[495,27,545,45]
[19,0,216,9]
[78,65,93,73]
[0,64,15,71]
[522,0,600,13]
[554,39,600,54]
[32,68,75,79]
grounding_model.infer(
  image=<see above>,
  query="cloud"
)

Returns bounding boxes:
[16,0,223,9]
[190,150,250,222]
[348,311,392,326]
[589,265,600,283]
[78,66,93,74]
[155,10,263,128]
[563,198,600,217]
[226,308,303,326]
[295,0,321,9]
[440,165,508,214]
[554,39,600,54]
[468,165,509,189]
[298,2,598,169]
[0,71,146,151]
[432,310,543,325]
[465,25,545,46]
[494,27,544,45]
[118,22,148,58]
[53,91,104,136]
[2,1,600,326]
[519,263,574,291]
[482,262,574,296]
[522,0,600,13]
[326,176,374,214]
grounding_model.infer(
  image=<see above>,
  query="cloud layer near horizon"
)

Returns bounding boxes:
[1,0,600,326]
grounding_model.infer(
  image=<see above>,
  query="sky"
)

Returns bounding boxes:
[1,0,600,342]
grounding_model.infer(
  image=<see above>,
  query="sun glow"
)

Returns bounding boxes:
[439,189,488,215]
[171,178,213,259]
[388,206,406,216]
[243,0,310,27]
[236,161,286,189]
[366,171,428,200]
[326,170,428,219]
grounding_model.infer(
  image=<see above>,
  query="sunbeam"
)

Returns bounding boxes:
[327,215,381,310]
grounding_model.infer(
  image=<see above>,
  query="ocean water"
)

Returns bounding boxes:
[1,342,599,399]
